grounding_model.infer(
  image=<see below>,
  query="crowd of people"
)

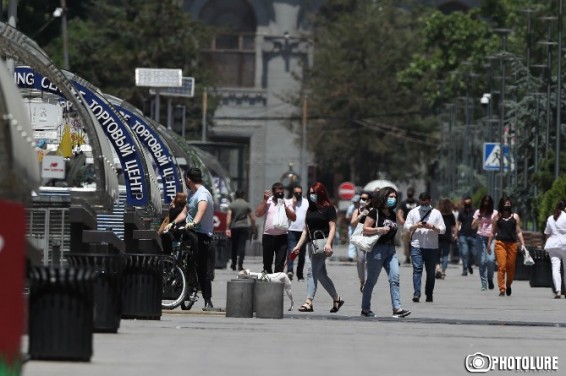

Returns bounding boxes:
[162,173,565,314]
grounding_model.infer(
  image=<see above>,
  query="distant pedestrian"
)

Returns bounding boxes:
[404,192,445,303]
[457,196,477,276]
[488,196,527,297]
[226,190,256,271]
[287,184,309,281]
[543,200,566,298]
[350,191,372,292]
[397,187,418,265]
[360,187,410,318]
[346,195,362,262]
[437,198,457,279]
[292,182,344,313]
[255,182,297,273]
[471,195,497,291]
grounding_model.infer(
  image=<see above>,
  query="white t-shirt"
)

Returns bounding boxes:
[289,197,309,232]
[404,206,446,249]
[544,212,566,251]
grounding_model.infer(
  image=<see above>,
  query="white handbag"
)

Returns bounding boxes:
[350,211,380,252]
[523,248,535,266]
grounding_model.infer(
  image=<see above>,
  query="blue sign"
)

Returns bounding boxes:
[115,105,182,204]
[483,142,510,171]
[14,67,149,207]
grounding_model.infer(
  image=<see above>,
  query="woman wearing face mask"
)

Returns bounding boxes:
[488,196,527,296]
[292,182,344,313]
[360,187,410,318]
[350,191,372,292]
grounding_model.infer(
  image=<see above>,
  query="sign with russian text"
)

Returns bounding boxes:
[14,67,148,207]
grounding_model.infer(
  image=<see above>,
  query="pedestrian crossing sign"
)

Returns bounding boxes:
[483,142,510,171]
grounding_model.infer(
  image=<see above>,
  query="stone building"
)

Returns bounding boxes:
[181,0,478,203]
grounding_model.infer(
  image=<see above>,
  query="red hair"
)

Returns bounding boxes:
[308,182,331,210]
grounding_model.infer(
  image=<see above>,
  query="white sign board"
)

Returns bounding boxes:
[135,68,182,87]
[41,155,65,179]
[25,101,63,130]
[150,77,195,98]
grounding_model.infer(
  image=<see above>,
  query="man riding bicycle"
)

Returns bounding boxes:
[166,167,215,310]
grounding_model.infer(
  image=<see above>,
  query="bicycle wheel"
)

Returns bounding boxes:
[162,257,187,310]
[180,264,199,311]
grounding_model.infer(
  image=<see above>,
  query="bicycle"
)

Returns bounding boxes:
[161,225,200,310]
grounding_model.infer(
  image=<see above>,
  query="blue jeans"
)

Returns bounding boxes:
[306,246,338,301]
[287,230,306,279]
[477,235,495,288]
[411,247,439,298]
[458,235,477,272]
[361,243,401,312]
[439,240,451,272]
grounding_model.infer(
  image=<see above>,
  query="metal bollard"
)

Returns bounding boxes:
[225,279,254,318]
[254,281,284,319]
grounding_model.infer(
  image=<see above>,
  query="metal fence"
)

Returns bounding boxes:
[26,207,70,265]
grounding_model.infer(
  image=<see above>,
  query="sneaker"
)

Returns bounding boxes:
[412,295,420,303]
[287,271,294,281]
[392,308,411,318]
[461,271,468,276]
[554,293,561,299]
[360,310,376,317]
[499,290,505,296]
[481,287,487,291]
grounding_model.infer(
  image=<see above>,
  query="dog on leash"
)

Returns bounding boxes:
[238,269,294,311]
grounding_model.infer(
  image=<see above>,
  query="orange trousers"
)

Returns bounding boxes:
[494,240,518,292]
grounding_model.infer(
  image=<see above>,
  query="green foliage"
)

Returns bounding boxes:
[538,175,566,229]
[303,0,438,185]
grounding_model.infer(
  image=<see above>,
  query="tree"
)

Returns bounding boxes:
[301,0,438,186]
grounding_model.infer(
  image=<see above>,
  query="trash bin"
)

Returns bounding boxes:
[67,253,124,333]
[529,249,553,288]
[254,281,284,319]
[213,232,230,269]
[27,266,95,361]
[225,279,254,318]
[121,254,164,320]
[514,248,532,281]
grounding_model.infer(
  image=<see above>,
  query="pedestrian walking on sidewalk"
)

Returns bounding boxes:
[457,196,477,276]
[291,182,344,313]
[437,198,457,279]
[543,200,566,298]
[287,184,309,281]
[472,195,497,291]
[350,191,372,292]
[226,190,256,271]
[360,187,410,318]
[488,196,527,297]
[404,192,445,303]
[255,182,297,273]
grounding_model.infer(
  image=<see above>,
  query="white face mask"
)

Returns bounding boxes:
[359,199,367,206]
[309,193,318,203]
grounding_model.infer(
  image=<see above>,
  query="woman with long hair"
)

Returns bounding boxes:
[543,200,566,298]
[360,187,410,318]
[488,196,527,296]
[472,195,497,291]
[350,191,373,292]
[292,182,344,313]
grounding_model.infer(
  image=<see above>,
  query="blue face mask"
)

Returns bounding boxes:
[386,198,397,208]
[309,194,318,202]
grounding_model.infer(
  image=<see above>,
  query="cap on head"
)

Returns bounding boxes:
[419,191,431,201]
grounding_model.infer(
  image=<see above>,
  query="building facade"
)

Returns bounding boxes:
[181,0,477,203]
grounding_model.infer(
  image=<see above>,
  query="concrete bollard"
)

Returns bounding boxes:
[225,279,255,318]
[254,281,284,319]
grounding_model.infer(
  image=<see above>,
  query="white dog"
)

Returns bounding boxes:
[238,269,294,311]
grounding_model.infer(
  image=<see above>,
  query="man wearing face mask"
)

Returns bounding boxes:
[404,192,445,303]
[457,196,477,276]
[255,182,297,273]
[287,185,309,281]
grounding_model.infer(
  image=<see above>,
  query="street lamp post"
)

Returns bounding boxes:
[495,28,511,201]
[539,16,558,159]
[555,0,563,178]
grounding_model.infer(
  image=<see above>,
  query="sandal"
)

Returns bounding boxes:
[298,301,313,312]
[330,297,344,313]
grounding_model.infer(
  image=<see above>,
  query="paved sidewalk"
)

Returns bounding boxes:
[21,244,566,376]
